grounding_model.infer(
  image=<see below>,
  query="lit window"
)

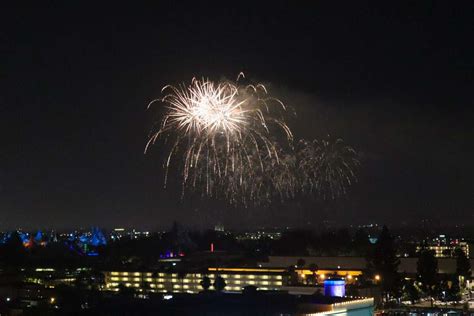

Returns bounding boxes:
[111,277,119,281]
[145,278,152,282]
[134,272,141,276]
[248,281,255,285]
[134,278,140,281]
[111,272,119,276]
[134,283,139,287]
[234,280,241,284]
[125,283,132,287]
[261,281,269,285]
[234,275,241,279]
[262,275,269,279]
[122,272,129,276]
[159,273,164,277]
[248,275,255,279]
[221,274,228,278]
[274,282,282,286]
[275,276,282,280]
[122,277,129,281]
[150,284,156,288]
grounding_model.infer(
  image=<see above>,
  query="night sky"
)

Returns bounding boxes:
[1,3,473,229]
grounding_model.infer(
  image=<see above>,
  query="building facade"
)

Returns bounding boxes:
[415,234,470,258]
[416,242,469,258]
[103,268,286,293]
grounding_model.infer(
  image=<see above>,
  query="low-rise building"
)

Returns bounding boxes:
[416,235,470,258]
[103,266,364,295]
[261,256,474,277]
[103,268,286,293]
[416,242,470,258]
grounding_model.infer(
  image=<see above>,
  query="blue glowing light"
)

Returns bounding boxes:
[34,231,43,243]
[19,232,30,244]
[324,279,345,297]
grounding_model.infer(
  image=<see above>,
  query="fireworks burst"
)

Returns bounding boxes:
[297,137,359,199]
[146,74,293,205]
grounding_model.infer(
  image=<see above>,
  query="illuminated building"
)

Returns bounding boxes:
[295,268,362,284]
[102,266,367,294]
[214,223,224,232]
[235,231,282,241]
[207,268,286,291]
[261,255,474,279]
[104,271,204,293]
[416,235,470,258]
[110,228,125,240]
[103,268,287,293]
[323,279,345,297]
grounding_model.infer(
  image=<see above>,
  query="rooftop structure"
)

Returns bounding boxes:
[261,256,474,277]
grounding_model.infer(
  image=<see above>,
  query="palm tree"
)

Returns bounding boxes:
[307,263,319,285]
[177,269,187,292]
[200,276,211,291]
[140,281,151,293]
[214,276,226,292]
[287,265,299,285]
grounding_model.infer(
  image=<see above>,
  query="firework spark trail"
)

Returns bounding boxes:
[296,137,359,200]
[146,75,293,205]
[146,74,359,206]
